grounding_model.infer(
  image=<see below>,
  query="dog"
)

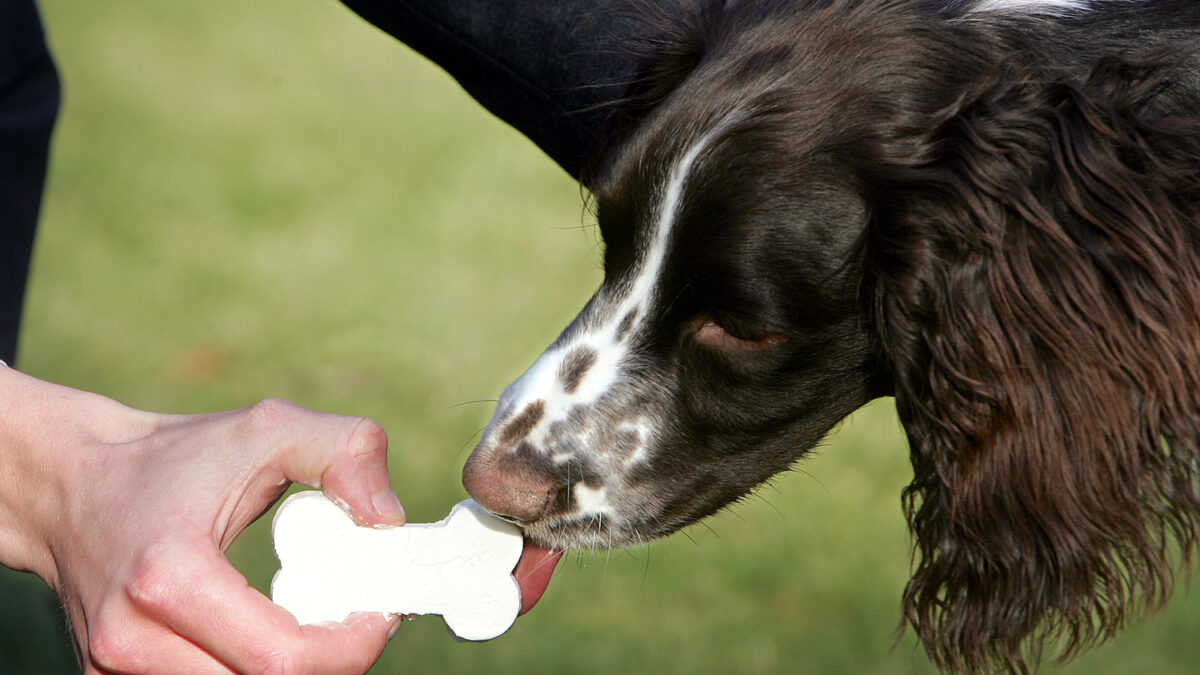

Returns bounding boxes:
[462,0,1200,671]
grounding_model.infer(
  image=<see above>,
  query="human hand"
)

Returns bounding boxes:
[0,367,406,674]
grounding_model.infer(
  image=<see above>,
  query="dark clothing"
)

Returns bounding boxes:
[0,0,59,365]
[0,0,634,365]
[338,0,633,177]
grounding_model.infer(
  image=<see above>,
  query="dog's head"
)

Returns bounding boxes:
[465,0,1200,671]
[465,0,912,550]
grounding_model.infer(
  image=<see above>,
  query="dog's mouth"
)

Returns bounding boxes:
[514,538,562,615]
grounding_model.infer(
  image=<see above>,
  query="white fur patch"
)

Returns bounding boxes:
[618,420,651,468]
[573,484,616,517]
[970,0,1091,14]
[494,127,728,467]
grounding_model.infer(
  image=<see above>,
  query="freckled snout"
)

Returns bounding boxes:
[461,293,658,548]
[462,449,555,524]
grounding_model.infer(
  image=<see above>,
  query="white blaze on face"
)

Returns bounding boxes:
[486,126,729,520]
[970,0,1090,14]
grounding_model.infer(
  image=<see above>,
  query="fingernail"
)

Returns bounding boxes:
[387,614,402,638]
[372,488,406,525]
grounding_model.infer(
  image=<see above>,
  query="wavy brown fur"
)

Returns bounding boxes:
[572,1,1200,671]
[872,52,1200,672]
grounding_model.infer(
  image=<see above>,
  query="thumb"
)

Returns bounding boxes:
[320,417,406,528]
[259,400,406,527]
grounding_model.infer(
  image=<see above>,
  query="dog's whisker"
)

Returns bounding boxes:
[446,398,499,410]
[678,527,700,549]
[451,426,488,463]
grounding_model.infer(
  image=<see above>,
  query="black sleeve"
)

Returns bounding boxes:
[0,0,61,365]
[338,0,638,177]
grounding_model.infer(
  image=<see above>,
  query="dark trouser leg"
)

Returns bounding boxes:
[339,0,636,178]
[0,0,60,365]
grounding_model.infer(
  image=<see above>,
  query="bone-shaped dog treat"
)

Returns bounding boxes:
[270,491,523,641]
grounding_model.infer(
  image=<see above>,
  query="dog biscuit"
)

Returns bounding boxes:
[271,491,523,641]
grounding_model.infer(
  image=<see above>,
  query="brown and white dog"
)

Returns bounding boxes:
[465,1,1200,671]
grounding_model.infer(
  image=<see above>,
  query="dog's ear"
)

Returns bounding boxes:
[579,0,727,178]
[871,55,1200,673]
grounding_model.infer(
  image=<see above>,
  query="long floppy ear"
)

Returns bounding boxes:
[872,54,1200,673]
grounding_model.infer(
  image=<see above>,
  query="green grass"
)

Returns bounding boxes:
[3,1,1197,673]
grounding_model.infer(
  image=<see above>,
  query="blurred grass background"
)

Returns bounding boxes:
[3,1,1197,673]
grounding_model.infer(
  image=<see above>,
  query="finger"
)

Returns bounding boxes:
[316,417,406,528]
[85,625,236,675]
[241,400,405,527]
[132,546,395,675]
[74,596,235,675]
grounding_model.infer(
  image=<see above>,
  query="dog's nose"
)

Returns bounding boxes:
[462,452,555,523]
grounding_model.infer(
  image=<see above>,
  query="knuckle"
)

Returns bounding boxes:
[245,398,302,429]
[345,417,387,460]
[87,625,137,673]
[246,648,299,675]
[124,546,178,614]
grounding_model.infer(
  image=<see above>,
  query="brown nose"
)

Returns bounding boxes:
[462,451,556,523]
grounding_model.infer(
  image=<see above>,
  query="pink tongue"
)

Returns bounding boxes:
[513,539,563,615]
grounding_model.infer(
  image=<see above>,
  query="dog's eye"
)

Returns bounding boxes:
[692,317,785,352]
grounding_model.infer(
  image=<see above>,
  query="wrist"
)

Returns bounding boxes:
[0,366,154,584]
[0,366,61,580]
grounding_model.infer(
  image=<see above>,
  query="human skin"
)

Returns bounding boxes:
[0,364,406,674]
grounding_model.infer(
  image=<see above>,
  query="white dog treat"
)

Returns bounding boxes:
[270,491,524,641]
